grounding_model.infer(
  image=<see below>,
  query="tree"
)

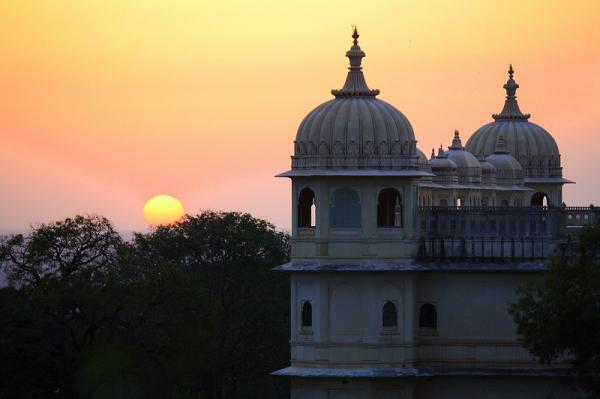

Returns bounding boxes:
[0,212,290,399]
[510,223,600,398]
[131,211,290,399]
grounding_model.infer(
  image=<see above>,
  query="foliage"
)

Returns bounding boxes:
[509,223,600,398]
[0,212,290,399]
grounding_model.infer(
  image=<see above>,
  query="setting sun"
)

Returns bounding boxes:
[143,195,185,226]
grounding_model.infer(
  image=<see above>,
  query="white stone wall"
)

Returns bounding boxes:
[290,271,557,369]
[291,177,421,263]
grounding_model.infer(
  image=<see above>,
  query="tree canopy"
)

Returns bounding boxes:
[510,223,600,398]
[0,212,290,399]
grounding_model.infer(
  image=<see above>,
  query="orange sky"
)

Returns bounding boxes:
[0,0,599,232]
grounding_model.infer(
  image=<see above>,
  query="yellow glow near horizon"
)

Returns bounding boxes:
[143,195,185,227]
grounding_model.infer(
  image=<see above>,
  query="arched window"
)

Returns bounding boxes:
[330,188,361,228]
[382,301,398,328]
[456,197,464,208]
[419,303,437,329]
[531,192,550,207]
[378,188,402,227]
[439,198,448,207]
[298,188,316,227]
[301,301,312,327]
[501,199,509,207]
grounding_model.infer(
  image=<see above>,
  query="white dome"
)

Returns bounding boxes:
[484,135,524,185]
[465,66,562,180]
[444,131,481,183]
[292,30,418,171]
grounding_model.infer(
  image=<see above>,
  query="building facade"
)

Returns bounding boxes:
[273,29,593,399]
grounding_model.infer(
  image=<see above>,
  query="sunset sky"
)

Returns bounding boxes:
[1,0,599,232]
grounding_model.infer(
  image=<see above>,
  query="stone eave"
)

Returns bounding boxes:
[271,366,568,379]
[274,261,547,272]
[276,169,435,178]
[524,177,575,184]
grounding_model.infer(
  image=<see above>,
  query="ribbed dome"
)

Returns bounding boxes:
[444,130,481,183]
[484,135,523,185]
[292,29,418,171]
[465,66,562,180]
[430,155,457,173]
[479,158,497,176]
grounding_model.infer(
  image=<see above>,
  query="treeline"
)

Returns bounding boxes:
[0,212,290,399]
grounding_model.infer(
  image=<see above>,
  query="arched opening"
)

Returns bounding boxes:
[456,197,464,208]
[377,188,402,227]
[298,188,316,227]
[531,192,550,207]
[501,199,509,207]
[419,303,437,329]
[301,301,312,328]
[439,198,448,207]
[382,301,398,328]
[330,187,361,228]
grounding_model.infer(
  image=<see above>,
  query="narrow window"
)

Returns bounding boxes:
[456,198,463,208]
[378,188,402,227]
[531,192,550,207]
[419,303,437,329]
[330,188,361,228]
[382,301,398,328]
[298,188,316,227]
[301,301,312,327]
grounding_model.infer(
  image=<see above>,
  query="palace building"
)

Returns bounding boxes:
[273,29,591,399]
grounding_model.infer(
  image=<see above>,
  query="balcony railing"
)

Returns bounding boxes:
[417,206,600,261]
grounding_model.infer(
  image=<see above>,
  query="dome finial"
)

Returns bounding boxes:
[431,148,435,160]
[492,64,531,121]
[331,28,380,98]
[450,129,463,149]
[437,144,444,157]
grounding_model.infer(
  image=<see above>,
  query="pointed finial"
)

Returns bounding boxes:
[431,148,435,159]
[331,28,380,98]
[437,144,444,157]
[493,64,530,121]
[450,130,463,149]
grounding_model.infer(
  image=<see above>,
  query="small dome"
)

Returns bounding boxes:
[479,158,497,176]
[465,66,562,180]
[430,146,457,173]
[478,156,497,185]
[293,29,418,171]
[444,130,481,183]
[484,135,523,185]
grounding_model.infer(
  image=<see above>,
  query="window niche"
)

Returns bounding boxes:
[330,187,361,228]
[382,301,398,332]
[377,188,402,228]
[298,188,316,228]
[300,300,313,333]
[418,303,437,335]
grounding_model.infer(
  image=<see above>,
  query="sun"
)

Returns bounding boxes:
[143,195,185,227]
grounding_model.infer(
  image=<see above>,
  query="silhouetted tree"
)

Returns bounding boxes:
[510,223,600,398]
[0,212,290,399]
